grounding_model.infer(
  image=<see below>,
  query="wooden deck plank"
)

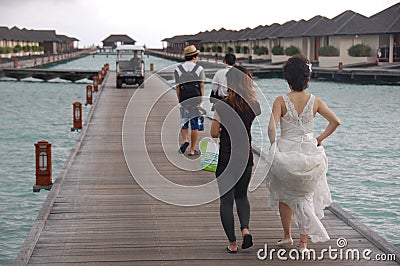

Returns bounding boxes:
[15,71,399,265]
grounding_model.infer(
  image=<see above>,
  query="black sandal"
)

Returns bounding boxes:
[179,142,189,154]
[187,150,200,156]
[226,246,238,254]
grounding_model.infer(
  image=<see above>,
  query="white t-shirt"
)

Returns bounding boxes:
[174,61,205,82]
[211,65,232,97]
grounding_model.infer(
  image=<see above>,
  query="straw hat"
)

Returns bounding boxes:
[183,45,200,57]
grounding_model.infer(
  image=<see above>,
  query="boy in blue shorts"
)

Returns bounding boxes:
[174,45,206,156]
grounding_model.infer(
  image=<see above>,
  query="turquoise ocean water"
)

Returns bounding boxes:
[0,55,399,264]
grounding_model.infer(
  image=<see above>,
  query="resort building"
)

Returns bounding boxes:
[101,34,136,50]
[162,3,400,67]
[0,26,78,58]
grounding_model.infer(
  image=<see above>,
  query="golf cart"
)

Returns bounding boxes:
[116,45,145,88]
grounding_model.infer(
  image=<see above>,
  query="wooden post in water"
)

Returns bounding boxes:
[33,141,52,192]
[98,71,103,84]
[150,63,154,72]
[71,102,82,131]
[86,85,93,105]
[338,62,343,71]
[93,77,99,92]
[13,59,18,68]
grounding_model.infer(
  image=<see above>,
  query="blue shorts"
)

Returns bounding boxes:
[180,106,204,131]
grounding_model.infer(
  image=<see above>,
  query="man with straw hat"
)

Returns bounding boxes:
[174,45,206,156]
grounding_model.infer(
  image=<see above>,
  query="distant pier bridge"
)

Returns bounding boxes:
[0,68,99,82]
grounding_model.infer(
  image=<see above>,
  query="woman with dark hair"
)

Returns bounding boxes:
[210,65,261,253]
[267,54,340,252]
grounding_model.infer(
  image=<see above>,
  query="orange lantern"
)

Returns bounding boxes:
[98,71,103,84]
[93,77,99,92]
[33,140,52,192]
[338,62,343,71]
[86,85,93,105]
[71,102,82,131]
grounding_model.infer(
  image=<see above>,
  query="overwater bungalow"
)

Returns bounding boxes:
[0,26,78,58]
[162,3,400,67]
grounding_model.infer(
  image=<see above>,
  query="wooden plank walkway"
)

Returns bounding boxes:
[15,71,399,265]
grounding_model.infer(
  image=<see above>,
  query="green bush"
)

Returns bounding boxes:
[6,47,13,53]
[318,46,339,56]
[254,46,268,55]
[235,45,241,53]
[284,45,300,56]
[13,45,22,53]
[22,45,31,52]
[199,46,205,52]
[252,45,259,53]
[348,44,371,57]
[261,46,269,55]
[227,46,233,53]
[205,47,211,53]
[0,47,6,54]
[211,45,222,53]
[272,45,284,55]
[241,46,249,54]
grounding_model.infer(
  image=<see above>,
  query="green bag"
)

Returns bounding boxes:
[200,137,219,172]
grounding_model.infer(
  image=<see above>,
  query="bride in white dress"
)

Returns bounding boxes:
[267,55,341,252]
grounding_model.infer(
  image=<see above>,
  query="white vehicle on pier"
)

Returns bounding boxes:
[115,45,145,88]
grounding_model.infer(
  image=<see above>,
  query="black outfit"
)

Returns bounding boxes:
[214,99,261,243]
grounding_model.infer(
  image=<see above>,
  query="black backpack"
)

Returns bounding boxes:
[177,64,202,106]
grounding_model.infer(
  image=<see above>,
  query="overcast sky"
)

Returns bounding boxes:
[0,0,398,48]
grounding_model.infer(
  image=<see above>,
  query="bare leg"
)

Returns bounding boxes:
[279,201,292,239]
[242,228,250,238]
[299,234,308,249]
[181,128,189,143]
[189,129,198,154]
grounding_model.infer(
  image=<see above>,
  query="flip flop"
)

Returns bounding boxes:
[188,150,200,156]
[226,246,238,254]
[179,142,189,154]
[242,234,253,249]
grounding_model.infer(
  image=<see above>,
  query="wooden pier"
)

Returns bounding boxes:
[0,50,97,82]
[0,68,99,82]
[15,70,399,265]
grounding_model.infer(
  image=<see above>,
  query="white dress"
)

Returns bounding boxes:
[266,94,332,242]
